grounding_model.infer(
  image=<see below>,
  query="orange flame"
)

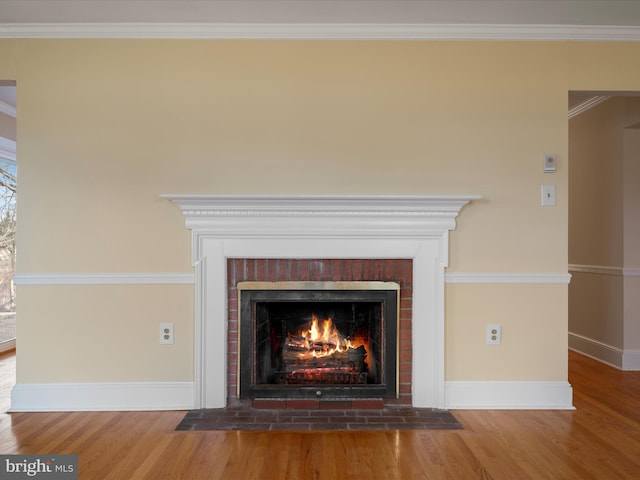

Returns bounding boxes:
[295,314,366,360]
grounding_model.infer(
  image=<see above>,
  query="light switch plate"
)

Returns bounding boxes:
[541,185,556,206]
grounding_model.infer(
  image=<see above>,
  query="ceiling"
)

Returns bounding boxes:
[0,0,639,26]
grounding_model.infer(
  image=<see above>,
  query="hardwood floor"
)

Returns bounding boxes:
[1,350,639,479]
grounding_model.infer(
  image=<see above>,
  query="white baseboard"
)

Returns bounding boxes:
[445,381,574,410]
[622,350,640,371]
[10,382,195,412]
[9,380,574,411]
[568,332,623,369]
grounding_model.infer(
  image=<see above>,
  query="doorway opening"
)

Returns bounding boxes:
[568,91,640,371]
[0,80,16,355]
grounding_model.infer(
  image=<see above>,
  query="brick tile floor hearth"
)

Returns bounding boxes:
[176,406,463,431]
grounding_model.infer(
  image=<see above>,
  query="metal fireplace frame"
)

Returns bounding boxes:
[237,281,400,400]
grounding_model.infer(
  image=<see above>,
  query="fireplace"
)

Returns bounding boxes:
[162,194,478,409]
[238,281,399,400]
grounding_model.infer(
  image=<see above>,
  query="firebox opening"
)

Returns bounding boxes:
[238,282,399,400]
[257,301,381,386]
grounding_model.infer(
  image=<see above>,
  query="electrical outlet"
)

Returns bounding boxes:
[487,324,501,345]
[160,322,174,345]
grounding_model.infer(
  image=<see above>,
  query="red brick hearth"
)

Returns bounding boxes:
[226,258,413,407]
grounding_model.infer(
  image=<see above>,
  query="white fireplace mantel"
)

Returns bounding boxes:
[163,194,479,409]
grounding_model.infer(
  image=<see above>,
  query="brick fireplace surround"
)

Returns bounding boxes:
[164,194,478,410]
[227,258,413,408]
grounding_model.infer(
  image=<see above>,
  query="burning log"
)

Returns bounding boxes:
[278,314,370,385]
[348,344,367,361]
[286,333,337,352]
[283,343,366,363]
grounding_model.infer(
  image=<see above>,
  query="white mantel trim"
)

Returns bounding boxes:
[162,194,480,257]
[164,194,478,409]
[161,194,478,216]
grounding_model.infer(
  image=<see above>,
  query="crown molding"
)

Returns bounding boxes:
[568,96,610,119]
[1,23,640,40]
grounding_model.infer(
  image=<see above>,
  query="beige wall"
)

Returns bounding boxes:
[623,128,640,353]
[11,40,569,274]
[0,39,639,385]
[623,128,640,268]
[447,284,568,381]
[17,285,194,382]
[569,99,625,268]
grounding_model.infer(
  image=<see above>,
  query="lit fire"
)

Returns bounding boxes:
[282,313,370,384]
[293,314,367,360]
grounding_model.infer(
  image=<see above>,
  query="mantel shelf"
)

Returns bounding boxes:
[162,194,480,239]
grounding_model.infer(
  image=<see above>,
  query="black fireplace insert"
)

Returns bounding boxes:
[238,282,399,399]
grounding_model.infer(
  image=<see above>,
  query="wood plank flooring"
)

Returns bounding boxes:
[1,350,639,479]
